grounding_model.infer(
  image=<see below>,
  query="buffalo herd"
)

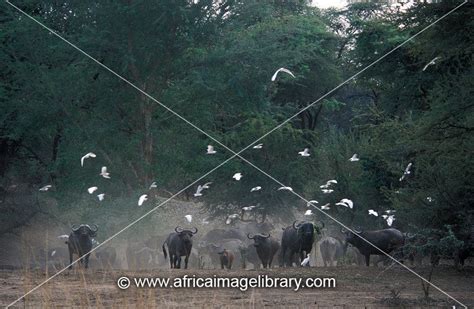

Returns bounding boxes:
[57,220,472,270]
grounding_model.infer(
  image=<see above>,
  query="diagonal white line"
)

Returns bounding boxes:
[5,1,468,308]
[233,156,468,308]
[5,156,237,308]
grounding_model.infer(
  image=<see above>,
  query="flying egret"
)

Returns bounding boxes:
[253,144,263,149]
[399,162,412,181]
[207,145,217,154]
[100,166,110,179]
[306,200,318,207]
[336,199,353,209]
[271,67,295,81]
[39,185,52,192]
[349,154,360,162]
[278,186,293,191]
[298,148,310,157]
[301,254,310,267]
[233,173,243,181]
[340,199,353,208]
[321,189,334,194]
[304,209,313,216]
[80,152,96,167]
[368,209,378,217]
[226,214,240,225]
[149,182,158,189]
[321,203,331,210]
[51,250,56,257]
[422,56,441,71]
[87,186,98,194]
[57,235,69,240]
[138,194,148,206]
[185,215,192,223]
[194,182,212,197]
[242,206,256,212]
[97,193,105,201]
[194,186,204,197]
[320,180,337,188]
[202,182,212,189]
[250,186,262,192]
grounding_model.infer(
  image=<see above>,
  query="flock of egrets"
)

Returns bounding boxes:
[37,67,416,229]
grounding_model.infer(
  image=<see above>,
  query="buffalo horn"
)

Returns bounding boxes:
[292,220,301,229]
[91,224,98,232]
[247,233,255,240]
[261,233,271,239]
[191,227,198,234]
[71,224,80,232]
[175,226,183,233]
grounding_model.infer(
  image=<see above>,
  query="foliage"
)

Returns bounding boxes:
[0,0,472,253]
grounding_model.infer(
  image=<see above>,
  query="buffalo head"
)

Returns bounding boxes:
[293,221,316,239]
[342,227,362,244]
[72,224,98,238]
[175,226,198,244]
[293,220,325,233]
[247,233,270,247]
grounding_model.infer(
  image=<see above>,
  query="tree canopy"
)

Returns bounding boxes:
[1,0,472,249]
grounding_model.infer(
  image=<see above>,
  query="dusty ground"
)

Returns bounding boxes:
[1,266,472,308]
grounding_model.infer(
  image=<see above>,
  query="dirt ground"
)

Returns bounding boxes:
[1,265,472,308]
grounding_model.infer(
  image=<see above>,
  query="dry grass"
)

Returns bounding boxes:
[2,264,472,308]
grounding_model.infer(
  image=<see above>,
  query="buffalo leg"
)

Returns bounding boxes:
[68,250,73,270]
[184,255,189,269]
[286,251,293,267]
[279,249,285,267]
[365,254,370,266]
[176,256,182,269]
[169,255,174,268]
[84,253,90,269]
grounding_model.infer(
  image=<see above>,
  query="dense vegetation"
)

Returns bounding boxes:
[1,1,472,252]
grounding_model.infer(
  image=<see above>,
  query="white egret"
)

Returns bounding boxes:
[138,194,148,206]
[271,67,295,81]
[81,152,96,167]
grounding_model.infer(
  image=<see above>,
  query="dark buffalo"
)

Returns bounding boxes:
[198,239,244,269]
[66,224,98,269]
[280,220,323,267]
[219,249,235,269]
[247,233,280,268]
[162,226,198,269]
[344,228,405,266]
